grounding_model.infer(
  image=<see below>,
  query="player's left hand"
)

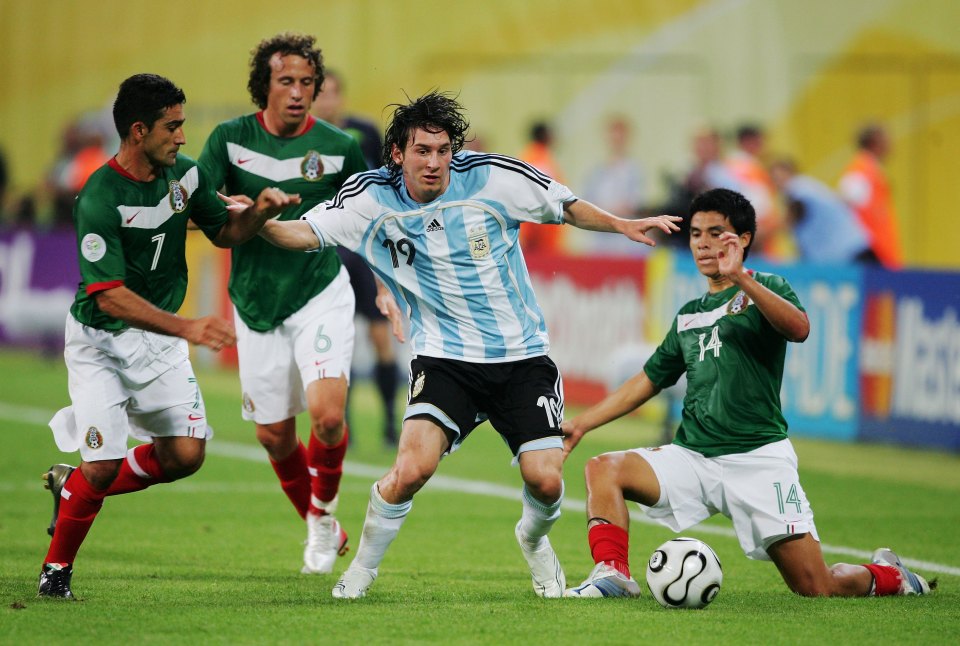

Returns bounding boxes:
[620,214,683,246]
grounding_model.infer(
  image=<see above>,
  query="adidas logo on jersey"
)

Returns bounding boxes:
[426,219,444,233]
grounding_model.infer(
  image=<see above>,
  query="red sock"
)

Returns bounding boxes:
[588,523,631,577]
[270,441,310,519]
[44,468,106,565]
[307,427,348,514]
[865,563,903,596]
[104,444,171,496]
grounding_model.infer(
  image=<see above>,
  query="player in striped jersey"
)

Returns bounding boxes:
[259,91,681,599]
[38,74,299,599]
[562,188,933,599]
[199,33,373,575]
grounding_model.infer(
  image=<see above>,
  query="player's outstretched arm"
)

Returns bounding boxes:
[563,199,682,246]
[258,218,322,251]
[212,187,301,247]
[95,285,235,351]
[561,370,661,460]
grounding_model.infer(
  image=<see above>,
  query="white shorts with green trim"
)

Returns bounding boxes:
[235,267,355,425]
[631,438,819,561]
[50,315,212,462]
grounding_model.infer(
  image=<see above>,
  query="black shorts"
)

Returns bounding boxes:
[336,247,385,321]
[405,355,564,456]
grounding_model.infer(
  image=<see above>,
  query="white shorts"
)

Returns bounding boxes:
[235,267,355,425]
[49,315,212,462]
[631,439,819,561]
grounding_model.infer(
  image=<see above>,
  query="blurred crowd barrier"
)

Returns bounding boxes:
[3,230,957,452]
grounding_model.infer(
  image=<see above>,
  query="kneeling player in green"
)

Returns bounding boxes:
[562,188,935,599]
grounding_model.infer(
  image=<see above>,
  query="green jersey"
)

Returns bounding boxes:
[644,271,805,457]
[70,156,228,331]
[199,113,368,331]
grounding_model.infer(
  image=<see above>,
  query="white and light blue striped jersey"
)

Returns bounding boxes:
[301,151,575,363]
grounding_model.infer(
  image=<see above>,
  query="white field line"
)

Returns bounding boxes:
[5,401,959,578]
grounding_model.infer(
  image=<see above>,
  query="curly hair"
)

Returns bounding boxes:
[247,33,324,109]
[688,188,757,260]
[113,74,186,139]
[382,91,470,174]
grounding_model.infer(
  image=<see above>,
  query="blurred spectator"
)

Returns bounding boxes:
[311,69,383,169]
[770,158,875,265]
[46,113,112,227]
[311,68,400,447]
[580,116,649,256]
[657,126,742,249]
[725,123,794,260]
[837,123,903,268]
[581,116,646,217]
[518,121,566,254]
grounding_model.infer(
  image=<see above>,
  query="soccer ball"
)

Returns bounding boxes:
[646,537,723,609]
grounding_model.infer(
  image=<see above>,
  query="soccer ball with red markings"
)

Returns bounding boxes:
[646,537,723,609]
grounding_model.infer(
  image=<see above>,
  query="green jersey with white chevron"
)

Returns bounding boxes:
[199,113,367,331]
[70,156,228,331]
[644,271,805,457]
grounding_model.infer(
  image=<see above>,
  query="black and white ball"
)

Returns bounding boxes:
[646,537,723,609]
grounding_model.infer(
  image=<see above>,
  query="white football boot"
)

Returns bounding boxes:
[302,495,349,574]
[515,521,565,598]
[331,564,378,599]
[871,548,935,595]
[564,562,641,598]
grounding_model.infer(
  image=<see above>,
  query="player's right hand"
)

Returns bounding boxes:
[185,315,236,352]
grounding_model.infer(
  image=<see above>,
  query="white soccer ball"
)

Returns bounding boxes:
[646,537,723,609]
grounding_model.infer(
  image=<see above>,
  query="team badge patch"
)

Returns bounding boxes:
[726,290,751,315]
[85,426,103,450]
[301,150,324,181]
[169,180,189,213]
[468,226,490,260]
[80,233,107,262]
[242,392,256,414]
[411,371,425,398]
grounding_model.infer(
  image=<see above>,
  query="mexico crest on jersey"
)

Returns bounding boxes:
[301,150,325,181]
[468,225,490,260]
[169,180,189,213]
[726,290,751,315]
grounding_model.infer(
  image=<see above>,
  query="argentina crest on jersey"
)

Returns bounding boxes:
[468,225,490,260]
[301,150,325,181]
[169,180,189,213]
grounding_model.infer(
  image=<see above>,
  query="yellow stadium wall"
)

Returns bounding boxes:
[2,0,957,267]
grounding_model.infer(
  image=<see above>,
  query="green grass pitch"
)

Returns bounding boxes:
[1,347,957,644]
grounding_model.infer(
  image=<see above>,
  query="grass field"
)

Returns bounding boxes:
[1,347,958,645]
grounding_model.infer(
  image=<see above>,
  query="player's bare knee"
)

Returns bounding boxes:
[526,474,563,503]
[157,440,206,480]
[81,459,123,491]
[310,411,345,443]
[584,452,621,486]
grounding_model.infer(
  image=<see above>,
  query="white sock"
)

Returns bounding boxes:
[517,483,563,551]
[353,482,412,571]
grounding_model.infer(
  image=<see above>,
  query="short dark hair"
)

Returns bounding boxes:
[248,32,324,109]
[382,91,469,173]
[113,74,186,139]
[688,188,757,260]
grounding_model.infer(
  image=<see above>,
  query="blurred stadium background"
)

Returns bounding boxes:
[1,0,958,452]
